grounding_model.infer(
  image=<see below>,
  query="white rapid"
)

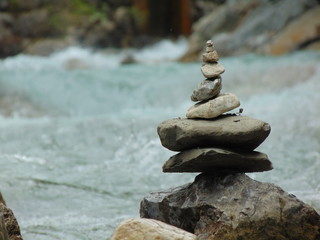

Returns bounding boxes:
[0,40,319,239]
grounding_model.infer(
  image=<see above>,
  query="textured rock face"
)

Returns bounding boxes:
[262,6,320,55]
[110,218,197,240]
[0,203,23,240]
[140,173,320,240]
[157,115,271,151]
[191,78,222,102]
[186,93,240,119]
[163,148,272,173]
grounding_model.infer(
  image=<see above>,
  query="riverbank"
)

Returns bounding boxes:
[1,0,319,59]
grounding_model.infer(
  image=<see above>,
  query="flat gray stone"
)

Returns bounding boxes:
[163,148,273,173]
[157,115,271,151]
[191,78,222,102]
[186,93,240,119]
[201,63,225,78]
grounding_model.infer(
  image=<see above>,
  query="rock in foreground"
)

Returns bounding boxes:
[0,203,23,240]
[186,93,240,119]
[163,148,272,173]
[157,115,271,151]
[110,218,197,240]
[140,173,320,240]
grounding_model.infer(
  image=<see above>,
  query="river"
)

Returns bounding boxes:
[0,39,319,239]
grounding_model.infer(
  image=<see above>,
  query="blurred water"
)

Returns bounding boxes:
[0,40,319,239]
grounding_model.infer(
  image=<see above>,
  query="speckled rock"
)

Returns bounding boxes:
[110,218,197,240]
[201,63,225,78]
[0,203,23,240]
[191,78,222,102]
[163,148,272,173]
[186,93,240,119]
[140,173,320,240]
[157,115,271,151]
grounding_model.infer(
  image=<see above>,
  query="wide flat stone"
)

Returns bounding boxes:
[157,115,271,151]
[186,93,240,119]
[201,63,225,78]
[191,78,222,102]
[163,148,273,173]
[110,218,197,240]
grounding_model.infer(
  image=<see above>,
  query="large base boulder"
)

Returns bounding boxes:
[140,173,320,240]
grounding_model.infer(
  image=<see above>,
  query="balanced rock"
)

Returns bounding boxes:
[110,218,197,240]
[191,78,222,102]
[157,115,271,151]
[140,173,320,240]
[201,63,225,79]
[163,148,272,173]
[202,50,219,63]
[187,93,240,119]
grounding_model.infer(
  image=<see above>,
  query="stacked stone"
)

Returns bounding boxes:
[137,41,320,240]
[157,40,273,173]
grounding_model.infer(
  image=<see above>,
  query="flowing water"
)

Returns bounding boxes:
[0,39,319,239]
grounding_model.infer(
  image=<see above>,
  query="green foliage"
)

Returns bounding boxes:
[128,6,147,30]
[47,0,109,35]
[70,0,109,22]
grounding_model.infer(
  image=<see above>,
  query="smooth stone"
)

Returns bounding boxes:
[140,173,320,240]
[206,39,214,47]
[201,63,225,78]
[157,115,271,151]
[186,93,240,119]
[163,148,273,173]
[110,218,197,240]
[191,78,221,102]
[206,46,214,52]
[202,50,219,63]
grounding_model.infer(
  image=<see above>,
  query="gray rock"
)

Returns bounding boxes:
[157,115,271,151]
[191,78,222,102]
[201,63,225,79]
[180,0,318,60]
[140,173,320,240]
[163,148,272,173]
[186,93,240,119]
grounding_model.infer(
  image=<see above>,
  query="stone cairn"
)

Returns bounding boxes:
[158,39,272,174]
[111,41,320,240]
[138,40,320,240]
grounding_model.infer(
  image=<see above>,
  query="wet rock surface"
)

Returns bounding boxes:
[140,173,320,240]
